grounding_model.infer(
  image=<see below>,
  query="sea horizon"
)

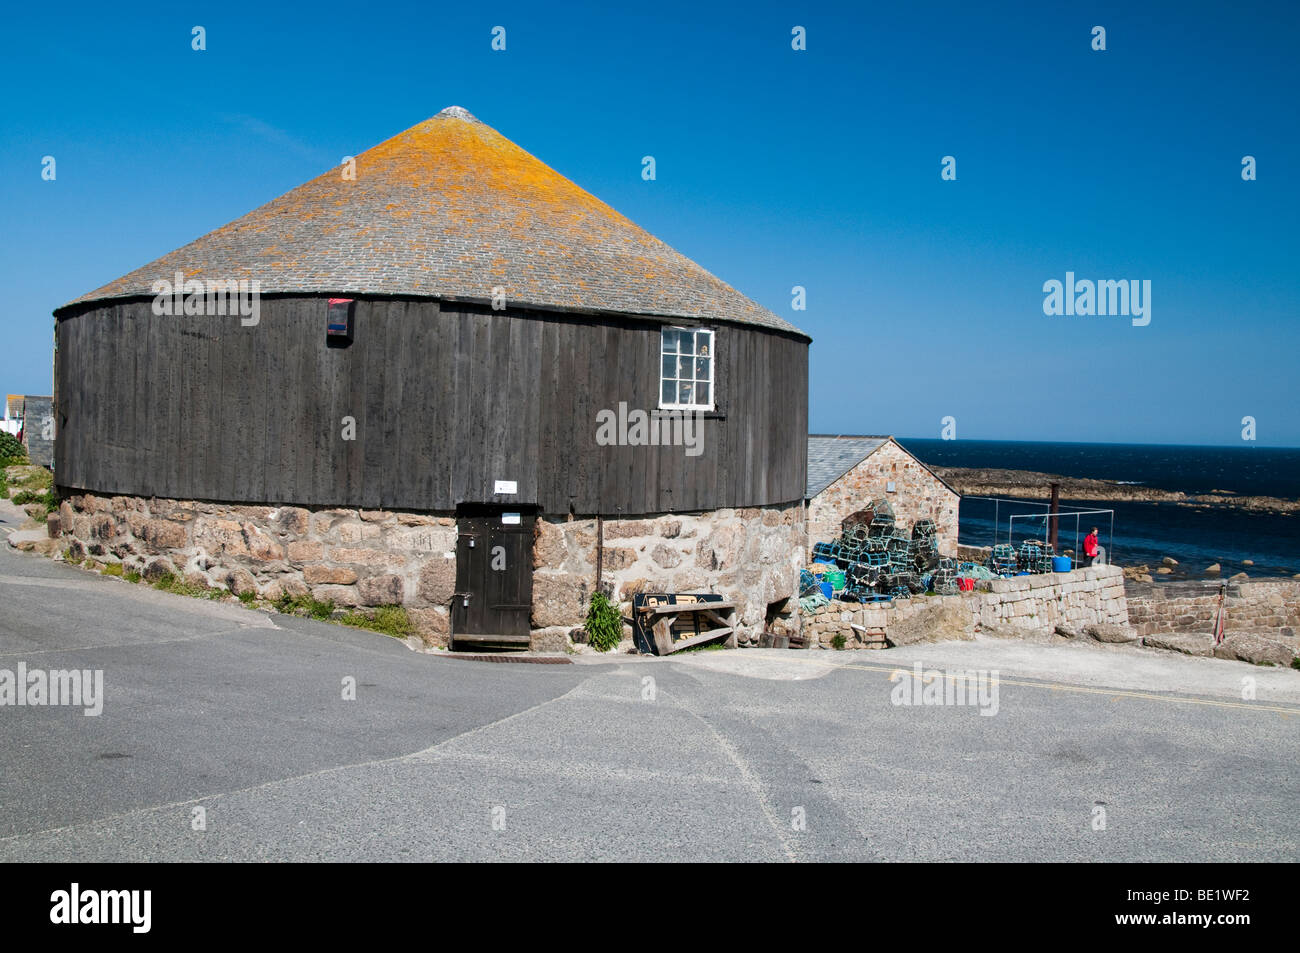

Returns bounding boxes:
[892,436,1300,452]
[885,438,1300,577]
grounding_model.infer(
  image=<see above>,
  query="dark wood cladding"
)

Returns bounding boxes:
[54,297,808,515]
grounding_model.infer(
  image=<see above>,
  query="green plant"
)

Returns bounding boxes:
[152,571,220,599]
[339,605,414,639]
[10,467,51,490]
[12,486,58,523]
[13,488,56,507]
[274,592,336,620]
[679,640,728,653]
[237,589,257,604]
[101,563,124,578]
[0,431,26,467]
[125,570,142,584]
[585,591,623,653]
[831,633,847,650]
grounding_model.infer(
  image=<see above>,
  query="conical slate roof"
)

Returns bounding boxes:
[63,107,806,336]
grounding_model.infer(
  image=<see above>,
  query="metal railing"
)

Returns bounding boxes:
[963,496,1116,565]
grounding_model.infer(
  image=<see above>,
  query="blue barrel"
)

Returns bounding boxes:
[1052,555,1072,573]
[819,581,834,599]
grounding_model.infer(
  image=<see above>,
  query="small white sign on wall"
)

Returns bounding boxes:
[501,512,521,525]
[494,480,517,495]
[886,481,896,493]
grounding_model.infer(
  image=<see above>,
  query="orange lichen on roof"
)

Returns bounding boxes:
[61,107,803,336]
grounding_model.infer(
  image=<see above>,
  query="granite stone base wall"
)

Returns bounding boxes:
[804,564,1129,649]
[57,493,805,651]
[57,492,459,646]
[533,503,806,647]
[1126,578,1299,646]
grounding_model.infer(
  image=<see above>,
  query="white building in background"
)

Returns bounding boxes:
[2,395,23,436]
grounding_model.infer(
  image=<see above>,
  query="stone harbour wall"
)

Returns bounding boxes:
[804,564,1129,649]
[806,440,959,557]
[56,493,805,651]
[1126,578,1299,645]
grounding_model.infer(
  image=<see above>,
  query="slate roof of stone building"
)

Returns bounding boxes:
[61,107,807,337]
[806,435,959,498]
[806,435,890,497]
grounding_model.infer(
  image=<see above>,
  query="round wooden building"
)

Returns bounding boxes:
[53,106,810,649]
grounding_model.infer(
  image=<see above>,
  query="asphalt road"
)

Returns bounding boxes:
[2,519,1297,862]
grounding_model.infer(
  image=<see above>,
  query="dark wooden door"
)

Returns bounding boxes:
[451,508,535,646]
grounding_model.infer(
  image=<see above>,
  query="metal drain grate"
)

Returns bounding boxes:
[443,654,573,664]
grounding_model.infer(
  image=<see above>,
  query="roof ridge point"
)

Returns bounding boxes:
[434,105,480,122]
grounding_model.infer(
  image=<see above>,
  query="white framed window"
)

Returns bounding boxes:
[659,327,714,410]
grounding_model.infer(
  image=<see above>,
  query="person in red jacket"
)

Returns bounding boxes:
[1083,527,1102,566]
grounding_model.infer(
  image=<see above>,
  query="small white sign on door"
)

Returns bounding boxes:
[501,512,521,525]
[494,480,517,495]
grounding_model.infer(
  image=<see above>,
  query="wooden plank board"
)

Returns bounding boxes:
[552,315,580,511]
[659,626,733,655]
[258,299,284,503]
[520,317,542,504]
[219,310,246,502]
[465,310,491,501]
[639,600,737,616]
[451,634,532,645]
[446,308,471,504]
[379,300,410,508]
[359,302,388,508]
[652,618,675,656]
[486,312,511,499]
[405,300,437,509]
[428,302,453,507]
[539,316,567,511]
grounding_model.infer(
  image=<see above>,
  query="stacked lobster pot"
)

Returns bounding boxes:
[989,543,1019,576]
[930,556,960,595]
[866,500,897,539]
[842,559,889,602]
[983,539,1056,577]
[806,499,958,604]
[910,519,940,573]
[1018,539,1055,574]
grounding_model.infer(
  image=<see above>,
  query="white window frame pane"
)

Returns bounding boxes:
[658,327,715,411]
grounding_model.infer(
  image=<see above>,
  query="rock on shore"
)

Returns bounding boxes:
[933,467,1300,515]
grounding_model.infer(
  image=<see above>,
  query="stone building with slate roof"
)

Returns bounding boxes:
[53,107,810,651]
[806,435,959,555]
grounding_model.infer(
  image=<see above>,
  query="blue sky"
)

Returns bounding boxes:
[2,0,1296,446]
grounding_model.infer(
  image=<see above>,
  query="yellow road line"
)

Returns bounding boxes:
[837,660,1300,716]
[704,652,1300,716]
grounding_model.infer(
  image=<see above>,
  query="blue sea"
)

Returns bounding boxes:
[896,440,1300,579]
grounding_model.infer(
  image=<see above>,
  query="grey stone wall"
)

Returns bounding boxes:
[1126,578,1299,646]
[805,565,1129,649]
